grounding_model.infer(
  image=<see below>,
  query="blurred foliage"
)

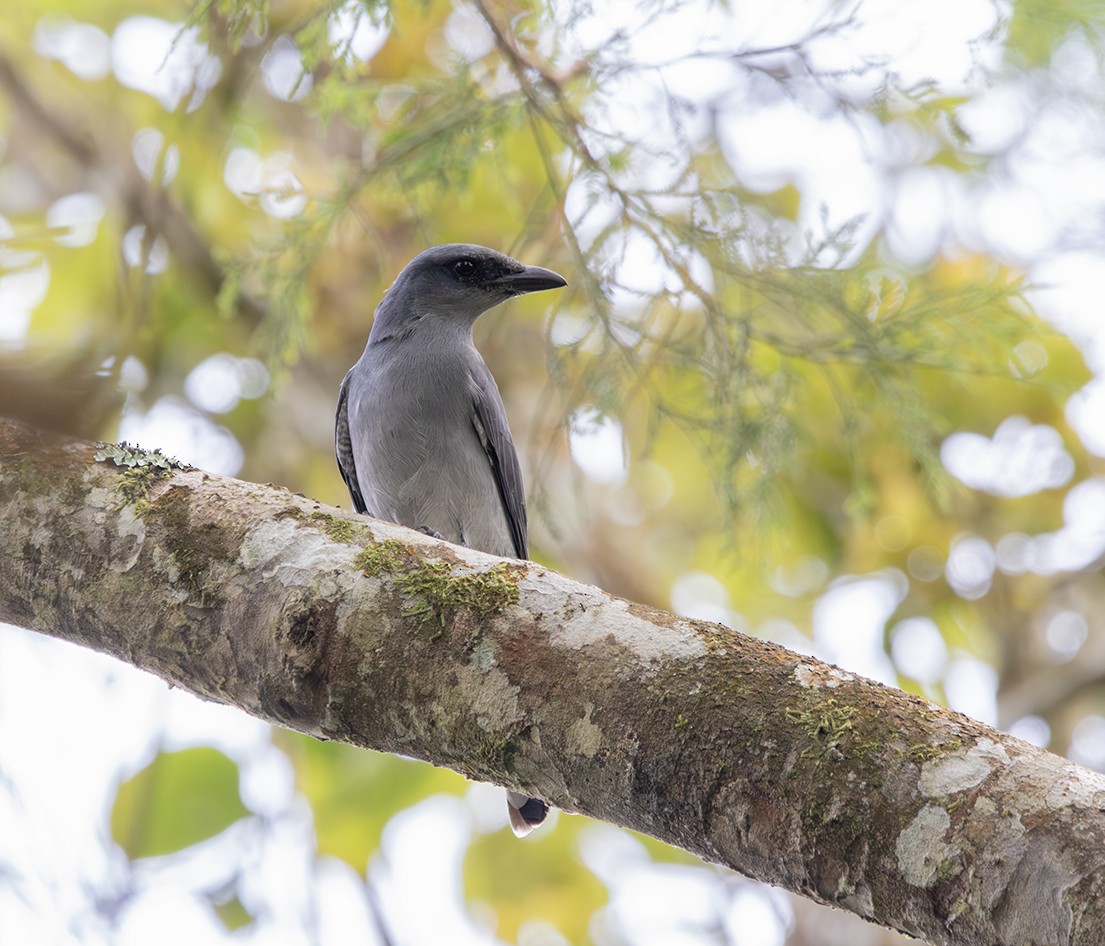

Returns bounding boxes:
[110,747,249,859]
[276,731,464,867]
[467,817,607,942]
[2,0,1105,943]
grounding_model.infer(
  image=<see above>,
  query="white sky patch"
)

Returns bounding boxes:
[596,226,714,319]
[0,626,164,937]
[1045,610,1088,662]
[259,167,307,219]
[261,36,311,102]
[749,108,872,196]
[224,147,307,219]
[770,556,830,597]
[973,182,1059,264]
[466,780,512,833]
[941,416,1074,497]
[579,821,649,878]
[445,3,495,60]
[890,617,948,684]
[558,0,738,64]
[185,354,244,413]
[33,15,111,80]
[122,224,169,273]
[158,688,272,760]
[236,816,321,938]
[720,105,885,251]
[955,80,1031,155]
[119,355,150,393]
[328,1,389,63]
[133,128,180,184]
[824,0,1001,89]
[315,857,385,945]
[569,408,628,486]
[1030,253,1105,371]
[884,166,958,265]
[1068,715,1105,769]
[548,308,598,349]
[813,572,905,686]
[603,229,682,309]
[580,824,793,946]
[1007,715,1050,748]
[1065,378,1105,458]
[46,191,106,247]
[563,172,621,253]
[376,797,485,946]
[670,571,733,626]
[992,536,1029,575]
[0,217,50,342]
[1,621,343,945]
[724,887,791,946]
[1004,478,1105,575]
[224,146,265,197]
[662,53,743,105]
[944,657,998,725]
[111,18,221,110]
[119,396,244,475]
[236,742,296,819]
[118,889,228,945]
[606,863,727,945]
[945,534,995,600]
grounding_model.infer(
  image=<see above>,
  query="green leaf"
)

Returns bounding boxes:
[211,893,254,932]
[110,748,249,859]
[278,733,467,869]
[465,816,607,943]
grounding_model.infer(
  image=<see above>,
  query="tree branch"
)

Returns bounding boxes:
[1,416,1102,946]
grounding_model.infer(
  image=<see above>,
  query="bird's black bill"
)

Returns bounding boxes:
[493,264,567,295]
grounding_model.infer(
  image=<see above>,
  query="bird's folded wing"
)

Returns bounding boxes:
[335,371,368,515]
[471,364,528,560]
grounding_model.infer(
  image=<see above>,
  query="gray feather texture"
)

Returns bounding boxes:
[335,243,566,836]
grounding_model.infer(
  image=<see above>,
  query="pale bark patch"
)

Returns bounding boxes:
[545,588,707,665]
[239,518,358,582]
[897,804,954,887]
[569,704,603,759]
[920,744,1000,796]
[794,663,854,689]
[457,663,522,731]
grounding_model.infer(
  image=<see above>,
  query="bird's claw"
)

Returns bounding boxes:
[416,524,446,541]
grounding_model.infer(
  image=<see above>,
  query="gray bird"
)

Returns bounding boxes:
[334,244,567,836]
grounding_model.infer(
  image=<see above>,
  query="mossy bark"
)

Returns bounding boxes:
[1,417,1103,946]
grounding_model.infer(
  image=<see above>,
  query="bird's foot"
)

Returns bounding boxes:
[416,524,446,541]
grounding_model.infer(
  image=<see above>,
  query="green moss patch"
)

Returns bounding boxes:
[355,539,522,628]
[785,697,859,757]
[306,511,366,543]
[354,539,410,575]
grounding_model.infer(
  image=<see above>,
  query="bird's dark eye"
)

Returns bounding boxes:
[453,259,476,278]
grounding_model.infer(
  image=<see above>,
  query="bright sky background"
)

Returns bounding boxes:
[4,0,1105,943]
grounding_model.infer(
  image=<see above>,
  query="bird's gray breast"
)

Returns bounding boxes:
[347,342,515,558]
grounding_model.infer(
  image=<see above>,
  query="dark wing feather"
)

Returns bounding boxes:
[335,371,368,515]
[471,364,528,559]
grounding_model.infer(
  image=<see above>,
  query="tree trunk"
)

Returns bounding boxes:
[1,416,1103,946]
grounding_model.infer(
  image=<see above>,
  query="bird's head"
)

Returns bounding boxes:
[369,244,567,342]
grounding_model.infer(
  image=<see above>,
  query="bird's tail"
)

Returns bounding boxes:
[506,791,549,837]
